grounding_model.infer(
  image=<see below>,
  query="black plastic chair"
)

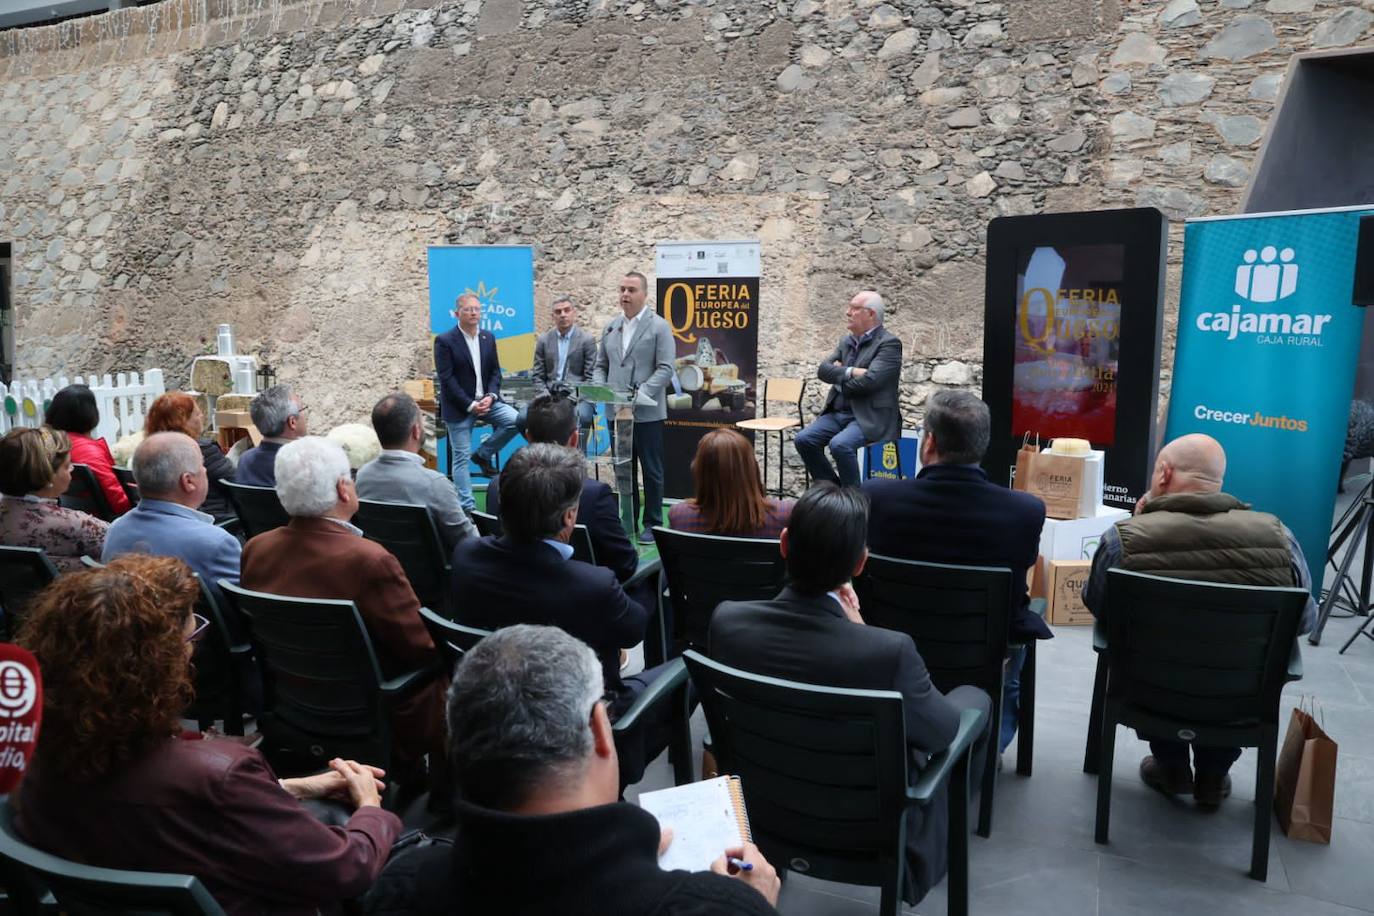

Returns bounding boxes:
[854,555,1014,839]
[184,575,254,737]
[419,606,491,666]
[353,499,451,613]
[684,650,984,916]
[652,527,786,657]
[0,798,224,915]
[471,510,501,538]
[219,481,290,539]
[0,546,60,641]
[217,581,438,778]
[113,466,141,507]
[59,463,116,521]
[1089,569,1308,882]
[570,524,596,565]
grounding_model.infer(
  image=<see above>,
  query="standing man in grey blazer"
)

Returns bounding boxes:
[593,271,675,543]
[518,295,598,441]
[795,290,904,487]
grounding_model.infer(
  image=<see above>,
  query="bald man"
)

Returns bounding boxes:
[103,431,243,617]
[1082,433,1316,807]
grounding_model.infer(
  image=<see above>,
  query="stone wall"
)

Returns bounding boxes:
[1,0,1371,435]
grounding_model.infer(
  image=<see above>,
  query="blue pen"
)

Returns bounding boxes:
[728,856,753,872]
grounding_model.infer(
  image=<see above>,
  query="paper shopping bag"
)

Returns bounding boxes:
[1013,435,1085,519]
[1274,703,1337,844]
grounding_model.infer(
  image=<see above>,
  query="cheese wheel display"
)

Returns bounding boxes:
[1049,438,1091,456]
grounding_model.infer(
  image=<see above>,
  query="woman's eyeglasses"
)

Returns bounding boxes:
[185,613,210,643]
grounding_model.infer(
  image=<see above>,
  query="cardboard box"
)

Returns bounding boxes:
[215,410,262,448]
[1039,504,1129,562]
[1045,559,1094,626]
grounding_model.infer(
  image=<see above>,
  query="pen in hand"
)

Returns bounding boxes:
[727,856,753,872]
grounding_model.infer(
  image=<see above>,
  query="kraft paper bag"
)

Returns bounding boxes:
[1274,702,1337,844]
[1013,435,1086,520]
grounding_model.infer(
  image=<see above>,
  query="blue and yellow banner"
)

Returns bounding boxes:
[1166,207,1374,593]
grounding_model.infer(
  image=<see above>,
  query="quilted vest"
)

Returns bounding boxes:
[1116,491,1294,587]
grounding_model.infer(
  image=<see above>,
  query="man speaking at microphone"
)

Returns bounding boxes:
[795,290,903,487]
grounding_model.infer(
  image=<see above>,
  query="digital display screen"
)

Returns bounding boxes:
[1012,244,1124,446]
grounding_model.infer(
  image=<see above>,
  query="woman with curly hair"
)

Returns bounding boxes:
[44,383,131,516]
[668,428,792,538]
[0,426,109,571]
[145,391,237,522]
[14,555,402,915]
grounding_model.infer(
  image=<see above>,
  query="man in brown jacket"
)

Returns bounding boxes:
[240,436,447,779]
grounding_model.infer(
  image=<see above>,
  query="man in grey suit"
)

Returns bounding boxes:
[593,271,675,543]
[795,290,904,487]
[517,295,597,440]
[356,391,478,553]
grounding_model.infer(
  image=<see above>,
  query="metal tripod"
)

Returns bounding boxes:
[1310,475,1374,646]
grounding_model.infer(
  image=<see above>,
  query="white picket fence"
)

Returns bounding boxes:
[0,369,166,449]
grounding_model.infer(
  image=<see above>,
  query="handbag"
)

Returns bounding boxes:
[1012,433,1086,519]
[1274,697,1337,844]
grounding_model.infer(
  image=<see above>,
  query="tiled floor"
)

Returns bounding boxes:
[625,482,1374,915]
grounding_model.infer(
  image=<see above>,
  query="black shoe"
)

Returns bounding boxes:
[637,529,656,545]
[1139,755,1194,796]
[473,455,499,478]
[1194,771,1233,808]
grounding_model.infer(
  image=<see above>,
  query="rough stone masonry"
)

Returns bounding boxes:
[1,0,1370,443]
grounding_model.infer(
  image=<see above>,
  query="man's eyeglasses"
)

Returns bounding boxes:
[186,613,210,643]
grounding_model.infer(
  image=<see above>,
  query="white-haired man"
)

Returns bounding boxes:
[794,290,903,487]
[240,436,446,772]
[401,624,781,915]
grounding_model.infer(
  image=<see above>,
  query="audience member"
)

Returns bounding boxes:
[710,483,990,904]
[518,295,597,439]
[487,392,639,584]
[863,390,1049,757]
[241,437,447,777]
[794,291,902,488]
[668,429,792,538]
[237,384,308,488]
[145,391,236,522]
[45,383,131,515]
[403,624,780,915]
[449,443,670,785]
[14,555,400,914]
[1083,433,1317,807]
[102,432,242,618]
[0,426,109,571]
[434,292,519,512]
[356,391,477,554]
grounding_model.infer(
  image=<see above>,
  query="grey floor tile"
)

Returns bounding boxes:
[1277,816,1374,912]
[1098,854,1368,915]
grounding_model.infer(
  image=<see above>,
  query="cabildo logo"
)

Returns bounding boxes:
[1195,245,1330,347]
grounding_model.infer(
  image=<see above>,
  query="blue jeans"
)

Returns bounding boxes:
[795,410,868,486]
[448,401,519,511]
[1000,645,1027,753]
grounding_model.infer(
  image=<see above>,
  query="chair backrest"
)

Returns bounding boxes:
[763,377,804,405]
[353,499,450,611]
[217,582,392,768]
[471,510,502,538]
[570,524,596,565]
[219,482,290,539]
[418,606,490,660]
[653,528,786,653]
[854,555,1012,699]
[183,574,249,733]
[0,799,225,916]
[683,651,910,887]
[112,466,141,507]
[1102,569,1309,726]
[0,546,60,641]
[59,463,115,522]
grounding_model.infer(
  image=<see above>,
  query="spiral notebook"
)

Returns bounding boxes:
[638,775,753,873]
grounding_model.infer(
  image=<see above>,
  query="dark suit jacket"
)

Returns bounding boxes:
[532,326,597,394]
[485,476,639,583]
[434,326,503,423]
[450,535,648,710]
[816,326,903,443]
[240,517,447,762]
[16,738,401,916]
[709,587,969,901]
[863,464,1051,641]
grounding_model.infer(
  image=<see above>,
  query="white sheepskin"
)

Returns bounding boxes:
[325,423,382,470]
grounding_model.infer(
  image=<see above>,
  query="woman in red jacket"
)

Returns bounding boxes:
[44,384,131,516]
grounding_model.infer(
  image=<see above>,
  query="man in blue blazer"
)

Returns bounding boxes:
[863,389,1050,756]
[102,432,243,628]
[434,293,519,511]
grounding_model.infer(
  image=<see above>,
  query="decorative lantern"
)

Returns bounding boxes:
[255,363,277,393]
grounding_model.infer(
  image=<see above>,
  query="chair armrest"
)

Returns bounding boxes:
[216,517,244,536]
[1287,639,1304,682]
[626,557,662,590]
[613,658,687,733]
[906,707,986,806]
[228,642,253,657]
[1029,597,1047,618]
[1092,619,1108,653]
[380,665,441,698]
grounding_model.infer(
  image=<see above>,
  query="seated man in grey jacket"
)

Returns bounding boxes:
[356,391,477,553]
